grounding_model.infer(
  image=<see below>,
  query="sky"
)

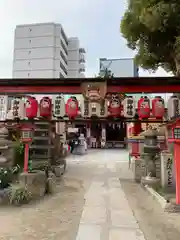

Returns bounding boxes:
[0,0,173,79]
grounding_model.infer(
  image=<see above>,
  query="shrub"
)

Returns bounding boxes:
[0,165,20,189]
[14,142,24,169]
[9,184,32,205]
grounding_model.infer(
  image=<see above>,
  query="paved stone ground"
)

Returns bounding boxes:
[76,150,145,240]
[1,149,180,239]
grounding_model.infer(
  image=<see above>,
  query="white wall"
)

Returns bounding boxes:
[13,59,54,71]
[13,22,85,78]
[13,70,54,78]
[99,58,138,77]
[15,23,55,38]
[14,47,54,59]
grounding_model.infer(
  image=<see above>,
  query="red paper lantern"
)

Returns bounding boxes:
[138,96,150,119]
[25,96,38,119]
[152,96,165,119]
[39,97,52,117]
[65,97,79,118]
[109,94,121,117]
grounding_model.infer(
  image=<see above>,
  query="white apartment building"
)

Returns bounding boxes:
[67,37,85,78]
[12,22,86,78]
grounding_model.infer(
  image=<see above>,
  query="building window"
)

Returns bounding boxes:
[61,29,68,46]
[61,40,68,56]
[59,73,65,78]
[60,51,67,65]
[60,62,67,75]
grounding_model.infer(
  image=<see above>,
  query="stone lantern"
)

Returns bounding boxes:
[0,127,14,168]
[141,126,160,187]
[74,134,86,155]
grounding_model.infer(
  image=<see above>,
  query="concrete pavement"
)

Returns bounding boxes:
[75,150,146,240]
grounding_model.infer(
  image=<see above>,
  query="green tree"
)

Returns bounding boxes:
[120,1,180,75]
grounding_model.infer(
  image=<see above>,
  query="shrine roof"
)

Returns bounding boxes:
[0,76,179,86]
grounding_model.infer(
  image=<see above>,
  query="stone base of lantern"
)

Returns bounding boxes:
[47,171,57,194]
[73,145,87,155]
[52,164,65,177]
[19,171,46,199]
[141,176,160,188]
[131,158,143,183]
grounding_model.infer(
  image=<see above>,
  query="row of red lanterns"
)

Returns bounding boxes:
[12,95,180,120]
[24,96,79,119]
[109,95,165,119]
[25,95,165,120]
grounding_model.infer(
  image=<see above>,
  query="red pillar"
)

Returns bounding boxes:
[174,144,180,204]
[24,143,29,172]
[133,122,142,135]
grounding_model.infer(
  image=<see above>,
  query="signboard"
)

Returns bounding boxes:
[160,152,176,190]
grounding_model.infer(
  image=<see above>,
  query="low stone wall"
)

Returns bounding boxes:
[19,171,46,199]
[131,158,143,183]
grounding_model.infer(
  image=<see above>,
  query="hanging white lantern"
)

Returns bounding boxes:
[11,97,25,119]
[0,96,8,121]
[53,95,65,118]
[123,96,136,118]
[167,95,180,119]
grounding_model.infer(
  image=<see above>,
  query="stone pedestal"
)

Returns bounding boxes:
[19,171,46,199]
[132,158,143,183]
[74,145,86,155]
[53,165,65,177]
[141,176,160,188]
[47,172,57,194]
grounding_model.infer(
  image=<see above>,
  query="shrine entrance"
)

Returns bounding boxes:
[106,122,127,148]
[1,77,180,205]
[90,122,102,148]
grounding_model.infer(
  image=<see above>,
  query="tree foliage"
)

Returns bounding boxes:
[120,0,180,75]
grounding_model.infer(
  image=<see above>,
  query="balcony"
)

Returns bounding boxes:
[79,52,85,63]
[79,58,85,63]
[79,67,85,73]
[79,48,86,53]
[79,63,85,70]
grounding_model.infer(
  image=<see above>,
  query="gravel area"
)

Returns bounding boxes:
[118,162,180,240]
[0,171,86,239]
